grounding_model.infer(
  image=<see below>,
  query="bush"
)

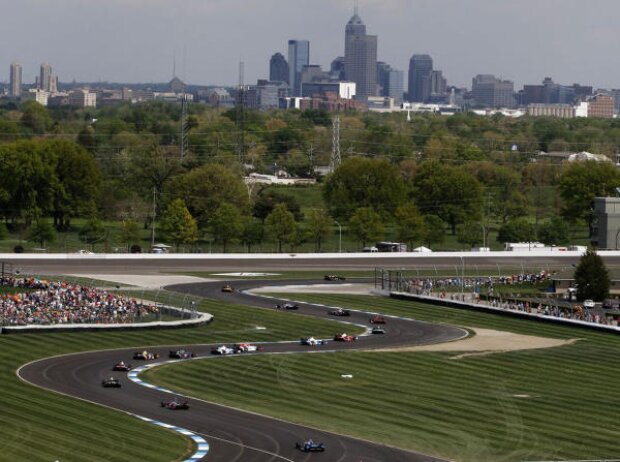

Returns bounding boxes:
[13,245,23,254]
[130,244,142,254]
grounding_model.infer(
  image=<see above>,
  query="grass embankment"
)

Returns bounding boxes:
[1,291,360,462]
[145,294,620,462]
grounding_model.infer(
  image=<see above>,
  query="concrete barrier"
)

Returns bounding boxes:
[1,305,213,334]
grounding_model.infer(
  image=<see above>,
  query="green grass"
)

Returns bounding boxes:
[144,294,620,461]
[2,290,361,462]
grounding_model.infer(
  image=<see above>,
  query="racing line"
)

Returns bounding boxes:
[18,279,466,462]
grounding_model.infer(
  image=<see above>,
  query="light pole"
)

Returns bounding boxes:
[334,220,342,253]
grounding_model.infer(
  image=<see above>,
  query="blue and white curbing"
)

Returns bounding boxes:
[128,361,181,393]
[132,414,209,461]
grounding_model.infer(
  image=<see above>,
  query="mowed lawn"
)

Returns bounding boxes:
[144,294,620,462]
[1,293,359,462]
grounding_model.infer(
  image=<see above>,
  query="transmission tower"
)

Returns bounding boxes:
[331,116,341,172]
[180,93,189,158]
[236,61,246,164]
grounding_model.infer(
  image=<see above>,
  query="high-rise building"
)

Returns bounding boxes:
[408,54,433,102]
[9,62,22,98]
[344,7,377,99]
[288,40,310,96]
[40,63,52,92]
[588,94,614,118]
[330,57,345,80]
[376,62,403,104]
[430,70,446,96]
[472,74,515,108]
[269,53,289,84]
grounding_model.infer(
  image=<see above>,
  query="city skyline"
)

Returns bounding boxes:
[1,0,620,90]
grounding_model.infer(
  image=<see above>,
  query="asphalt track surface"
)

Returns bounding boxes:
[19,279,466,462]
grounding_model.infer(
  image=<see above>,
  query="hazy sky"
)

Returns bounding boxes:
[1,0,619,89]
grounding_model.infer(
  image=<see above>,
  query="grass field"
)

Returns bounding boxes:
[1,291,361,462]
[144,294,620,462]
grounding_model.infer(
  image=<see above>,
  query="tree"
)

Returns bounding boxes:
[538,216,570,246]
[0,223,7,240]
[413,161,483,234]
[457,221,484,248]
[20,101,52,134]
[306,208,332,252]
[254,189,303,221]
[559,161,620,224]
[496,218,537,244]
[210,203,243,252]
[348,207,384,248]
[323,157,407,220]
[28,221,56,248]
[420,215,445,249]
[79,217,106,250]
[119,219,141,250]
[394,203,424,249]
[265,203,296,252]
[574,248,610,302]
[160,199,198,251]
[240,217,264,252]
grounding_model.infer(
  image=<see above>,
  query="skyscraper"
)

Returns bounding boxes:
[344,7,377,99]
[472,74,515,108]
[269,53,289,84]
[9,62,22,98]
[40,63,52,91]
[288,40,309,96]
[408,54,433,102]
[377,62,403,104]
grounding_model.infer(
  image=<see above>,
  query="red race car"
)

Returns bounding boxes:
[112,361,132,372]
[369,315,386,324]
[161,398,189,410]
[334,333,357,342]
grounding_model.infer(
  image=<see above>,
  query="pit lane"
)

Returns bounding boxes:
[18,279,465,462]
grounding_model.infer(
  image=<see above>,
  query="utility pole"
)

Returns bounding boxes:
[236,61,246,164]
[180,93,189,158]
[307,144,315,176]
[331,116,341,172]
[151,187,157,247]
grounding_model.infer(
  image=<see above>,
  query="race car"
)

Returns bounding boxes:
[324,275,346,281]
[329,308,351,316]
[112,361,132,372]
[276,303,299,310]
[369,315,387,324]
[102,377,122,388]
[235,343,262,353]
[133,350,159,360]
[161,398,189,410]
[221,284,234,293]
[300,337,327,346]
[296,439,325,452]
[211,345,235,355]
[371,326,386,334]
[169,349,195,359]
[334,333,357,342]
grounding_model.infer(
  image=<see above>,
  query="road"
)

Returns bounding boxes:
[19,279,466,462]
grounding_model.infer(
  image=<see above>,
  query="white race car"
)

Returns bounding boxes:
[211,345,235,355]
[300,337,327,346]
[235,343,262,353]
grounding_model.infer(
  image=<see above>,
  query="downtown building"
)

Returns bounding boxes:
[288,40,309,96]
[472,74,515,108]
[9,62,22,98]
[269,53,289,84]
[344,9,377,99]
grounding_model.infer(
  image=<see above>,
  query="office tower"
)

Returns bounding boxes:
[9,62,22,98]
[472,74,515,108]
[430,70,446,96]
[377,62,403,104]
[408,54,433,102]
[40,63,52,91]
[344,7,377,98]
[269,53,289,84]
[288,40,310,96]
[330,57,345,80]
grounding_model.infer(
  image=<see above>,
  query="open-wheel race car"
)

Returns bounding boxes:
[324,275,346,281]
[169,349,196,359]
[369,315,386,324]
[334,333,357,342]
[211,345,235,355]
[296,439,325,452]
[300,337,328,346]
[328,308,351,317]
[371,326,386,334]
[221,284,234,293]
[235,343,263,353]
[102,377,122,388]
[112,361,132,372]
[161,398,189,410]
[133,350,159,360]
[276,303,299,310]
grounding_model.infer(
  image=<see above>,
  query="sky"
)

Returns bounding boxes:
[1,0,619,90]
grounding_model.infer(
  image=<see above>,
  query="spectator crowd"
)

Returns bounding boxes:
[0,276,159,327]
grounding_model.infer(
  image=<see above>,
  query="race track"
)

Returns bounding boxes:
[19,280,466,462]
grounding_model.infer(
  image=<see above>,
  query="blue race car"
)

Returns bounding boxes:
[296,439,325,452]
